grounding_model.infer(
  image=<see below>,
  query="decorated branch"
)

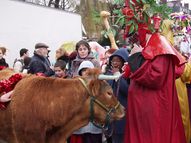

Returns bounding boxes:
[100,11,118,49]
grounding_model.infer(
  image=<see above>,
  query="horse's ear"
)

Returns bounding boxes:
[86,68,101,80]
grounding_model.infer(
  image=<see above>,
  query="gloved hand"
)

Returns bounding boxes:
[122,62,131,78]
[0,91,13,102]
[129,44,143,56]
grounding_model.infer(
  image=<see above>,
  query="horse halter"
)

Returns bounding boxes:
[78,78,120,129]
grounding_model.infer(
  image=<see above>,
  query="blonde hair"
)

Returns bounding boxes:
[55,48,69,59]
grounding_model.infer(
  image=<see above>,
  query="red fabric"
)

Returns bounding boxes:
[0,66,6,70]
[122,64,131,78]
[137,23,151,47]
[124,55,186,143]
[0,73,22,109]
[175,64,185,78]
[70,134,83,143]
[0,73,22,93]
[142,32,186,66]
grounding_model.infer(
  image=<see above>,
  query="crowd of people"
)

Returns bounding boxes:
[0,39,128,143]
[0,28,191,143]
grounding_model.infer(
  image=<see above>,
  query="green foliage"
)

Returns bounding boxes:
[113,0,125,5]
[129,25,135,34]
[127,0,172,34]
[93,0,173,40]
[101,28,117,38]
[113,9,126,26]
[143,2,172,19]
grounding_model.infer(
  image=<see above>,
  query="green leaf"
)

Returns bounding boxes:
[126,20,134,26]
[112,29,117,36]
[115,15,125,25]
[113,0,125,5]
[135,23,139,31]
[141,0,147,4]
[104,33,108,38]
[120,18,125,26]
[129,3,135,11]
[113,9,120,14]
[129,24,135,34]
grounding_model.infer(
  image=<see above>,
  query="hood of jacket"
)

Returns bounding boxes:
[109,48,129,65]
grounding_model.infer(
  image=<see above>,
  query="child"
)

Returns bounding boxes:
[70,40,100,77]
[54,60,68,78]
[70,60,103,143]
[104,48,129,143]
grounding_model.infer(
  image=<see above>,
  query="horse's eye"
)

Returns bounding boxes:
[107,91,113,97]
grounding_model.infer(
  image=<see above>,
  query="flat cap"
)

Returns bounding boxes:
[35,43,49,49]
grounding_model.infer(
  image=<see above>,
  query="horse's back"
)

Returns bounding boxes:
[0,68,15,80]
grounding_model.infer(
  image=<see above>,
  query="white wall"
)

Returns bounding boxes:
[0,0,82,66]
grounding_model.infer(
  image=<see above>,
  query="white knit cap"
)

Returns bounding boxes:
[78,61,94,75]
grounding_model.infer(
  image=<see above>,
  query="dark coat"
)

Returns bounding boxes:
[0,58,9,67]
[28,53,54,76]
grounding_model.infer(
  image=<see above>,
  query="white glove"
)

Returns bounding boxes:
[0,91,13,102]
[129,44,143,56]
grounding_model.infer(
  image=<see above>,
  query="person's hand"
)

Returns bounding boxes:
[129,44,143,56]
[122,63,131,78]
[0,91,13,102]
[122,62,128,72]
[112,67,120,74]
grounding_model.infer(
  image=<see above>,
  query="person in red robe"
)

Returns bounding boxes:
[123,28,187,143]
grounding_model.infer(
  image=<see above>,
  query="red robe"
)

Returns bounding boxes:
[124,33,186,143]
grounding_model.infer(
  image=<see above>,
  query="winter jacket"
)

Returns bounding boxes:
[28,52,54,76]
[0,58,9,67]
[69,53,100,77]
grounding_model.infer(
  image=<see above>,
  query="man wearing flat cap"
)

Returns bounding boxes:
[28,43,54,76]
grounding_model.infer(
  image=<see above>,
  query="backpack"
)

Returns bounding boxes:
[13,58,24,71]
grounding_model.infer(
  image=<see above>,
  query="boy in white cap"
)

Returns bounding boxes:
[70,60,103,143]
